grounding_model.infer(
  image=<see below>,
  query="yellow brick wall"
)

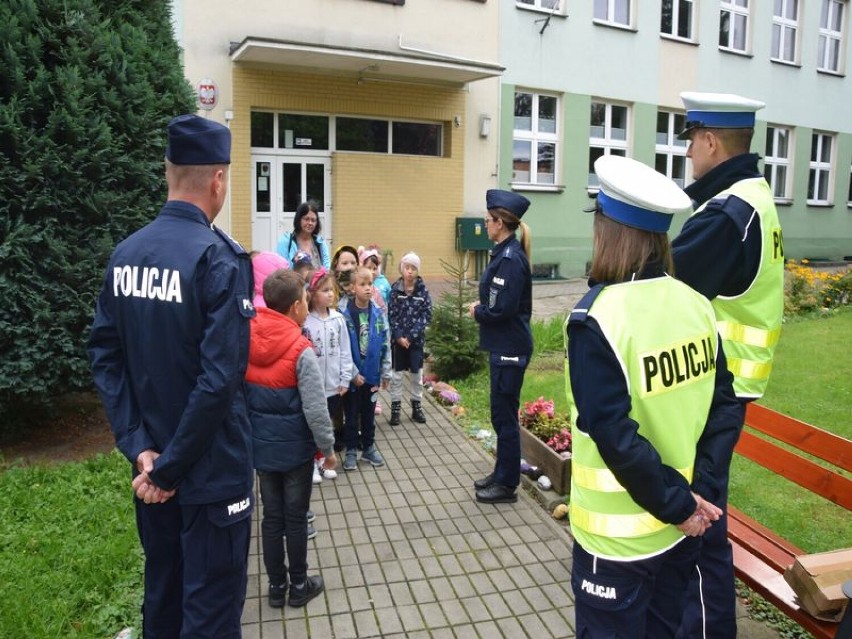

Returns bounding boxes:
[231,66,468,278]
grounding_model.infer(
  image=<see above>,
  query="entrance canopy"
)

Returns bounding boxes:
[230,37,504,86]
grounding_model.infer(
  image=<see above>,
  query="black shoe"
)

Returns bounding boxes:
[288,575,324,607]
[268,582,287,608]
[389,401,401,426]
[473,473,495,490]
[476,483,517,504]
[411,400,426,424]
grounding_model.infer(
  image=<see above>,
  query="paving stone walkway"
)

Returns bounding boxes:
[240,392,577,638]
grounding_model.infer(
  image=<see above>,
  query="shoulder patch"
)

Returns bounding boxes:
[569,283,606,324]
[212,225,249,256]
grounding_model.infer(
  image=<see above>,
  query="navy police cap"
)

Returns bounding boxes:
[486,189,530,219]
[166,114,231,165]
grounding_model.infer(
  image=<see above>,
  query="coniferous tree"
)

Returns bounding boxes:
[0,0,195,425]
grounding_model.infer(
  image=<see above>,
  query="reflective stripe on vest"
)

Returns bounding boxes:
[572,460,694,493]
[569,503,668,538]
[716,320,781,349]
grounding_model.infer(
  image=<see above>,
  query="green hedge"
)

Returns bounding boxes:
[0,0,194,426]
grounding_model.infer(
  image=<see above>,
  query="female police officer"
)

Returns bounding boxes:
[565,156,743,637]
[468,189,532,504]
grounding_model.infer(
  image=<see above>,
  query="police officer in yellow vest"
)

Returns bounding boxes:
[567,156,743,638]
[672,93,784,639]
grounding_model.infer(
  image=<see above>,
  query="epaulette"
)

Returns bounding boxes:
[710,194,758,240]
[568,283,606,325]
[213,225,249,256]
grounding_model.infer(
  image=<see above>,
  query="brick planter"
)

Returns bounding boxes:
[519,426,571,495]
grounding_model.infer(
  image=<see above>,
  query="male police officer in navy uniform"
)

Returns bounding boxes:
[469,189,533,504]
[672,93,784,639]
[89,114,256,638]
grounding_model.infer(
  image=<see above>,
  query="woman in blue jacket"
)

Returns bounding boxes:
[276,201,331,269]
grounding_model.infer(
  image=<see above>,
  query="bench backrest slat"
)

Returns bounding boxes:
[736,430,852,510]
[744,403,852,472]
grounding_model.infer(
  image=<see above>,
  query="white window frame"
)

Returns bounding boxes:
[594,0,632,28]
[589,100,630,188]
[719,0,751,53]
[660,0,696,41]
[512,90,560,187]
[771,0,800,64]
[764,125,794,201]
[655,111,690,189]
[516,0,562,12]
[808,132,835,205]
[818,0,847,73]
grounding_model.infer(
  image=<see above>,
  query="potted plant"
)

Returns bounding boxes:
[518,397,572,494]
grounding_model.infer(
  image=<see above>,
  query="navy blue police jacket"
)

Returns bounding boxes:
[567,266,744,517]
[475,235,533,357]
[88,200,255,505]
[672,153,764,300]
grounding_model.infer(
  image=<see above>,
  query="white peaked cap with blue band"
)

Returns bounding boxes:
[678,92,765,140]
[593,156,692,233]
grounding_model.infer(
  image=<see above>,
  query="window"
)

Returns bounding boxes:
[517,0,561,9]
[655,111,689,188]
[719,0,750,53]
[771,0,800,63]
[250,111,442,157]
[594,0,631,27]
[764,126,793,200]
[512,91,559,185]
[818,0,846,73]
[848,162,852,206]
[808,132,834,204]
[661,0,695,40]
[589,101,629,187]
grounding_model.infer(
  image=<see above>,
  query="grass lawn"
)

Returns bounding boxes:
[452,308,852,553]
[0,451,141,638]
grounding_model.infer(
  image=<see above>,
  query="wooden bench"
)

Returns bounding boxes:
[728,403,852,639]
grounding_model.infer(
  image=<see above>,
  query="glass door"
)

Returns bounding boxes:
[251,155,332,253]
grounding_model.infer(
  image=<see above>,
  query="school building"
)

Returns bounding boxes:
[173,0,852,278]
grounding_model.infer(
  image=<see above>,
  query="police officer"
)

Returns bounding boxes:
[567,156,743,638]
[88,114,255,638]
[672,93,785,639]
[469,189,533,504]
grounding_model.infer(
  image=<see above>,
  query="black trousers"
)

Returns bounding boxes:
[135,493,252,639]
[573,538,701,639]
[489,357,527,489]
[258,461,314,587]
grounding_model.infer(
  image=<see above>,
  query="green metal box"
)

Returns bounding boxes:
[456,217,492,251]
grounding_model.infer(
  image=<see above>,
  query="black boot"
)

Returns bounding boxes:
[411,400,426,424]
[389,401,401,426]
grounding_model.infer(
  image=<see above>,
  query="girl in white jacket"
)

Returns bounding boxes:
[304,268,354,480]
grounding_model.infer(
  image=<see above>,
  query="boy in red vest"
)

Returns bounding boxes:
[245,268,338,608]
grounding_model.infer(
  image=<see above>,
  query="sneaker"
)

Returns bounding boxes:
[361,445,385,467]
[306,510,316,524]
[312,463,323,484]
[343,449,358,471]
[288,575,324,607]
[268,582,287,608]
[320,465,338,480]
[307,525,317,540]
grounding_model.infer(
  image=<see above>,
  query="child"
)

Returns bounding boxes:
[359,245,391,309]
[332,245,359,312]
[251,251,290,308]
[341,266,391,470]
[292,250,315,284]
[303,267,353,481]
[245,268,337,609]
[388,252,433,425]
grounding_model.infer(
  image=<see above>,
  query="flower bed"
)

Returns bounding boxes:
[519,397,572,495]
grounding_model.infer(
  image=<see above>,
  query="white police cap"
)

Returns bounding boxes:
[678,92,765,140]
[592,156,692,233]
